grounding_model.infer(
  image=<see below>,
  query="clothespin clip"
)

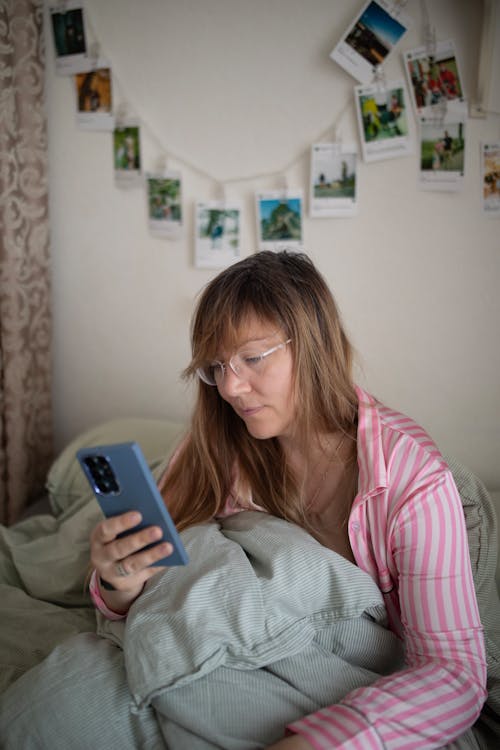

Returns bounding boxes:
[88,41,100,68]
[115,102,128,128]
[332,124,342,146]
[373,65,387,92]
[278,173,289,200]
[425,97,448,128]
[214,181,226,204]
[155,153,168,174]
[432,97,448,128]
[393,0,408,18]
[424,21,436,63]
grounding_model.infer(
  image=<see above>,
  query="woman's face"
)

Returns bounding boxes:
[214,315,296,442]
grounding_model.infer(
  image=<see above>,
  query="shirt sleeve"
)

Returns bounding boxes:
[88,569,127,621]
[287,467,487,749]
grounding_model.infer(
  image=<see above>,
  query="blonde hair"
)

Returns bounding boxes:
[163,251,358,531]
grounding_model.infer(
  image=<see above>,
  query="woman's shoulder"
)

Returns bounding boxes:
[355,385,449,475]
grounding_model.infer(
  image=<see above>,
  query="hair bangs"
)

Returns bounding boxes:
[185,269,286,378]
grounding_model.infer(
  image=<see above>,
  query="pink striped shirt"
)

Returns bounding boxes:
[286,386,487,749]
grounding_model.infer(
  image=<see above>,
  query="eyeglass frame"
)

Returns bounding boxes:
[196,338,292,386]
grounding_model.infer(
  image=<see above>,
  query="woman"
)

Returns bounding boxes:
[90,250,487,748]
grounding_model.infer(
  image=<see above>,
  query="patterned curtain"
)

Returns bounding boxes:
[0,0,53,525]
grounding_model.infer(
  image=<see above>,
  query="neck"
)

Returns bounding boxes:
[280,429,351,478]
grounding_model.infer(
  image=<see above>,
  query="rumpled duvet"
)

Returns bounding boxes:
[0,511,404,749]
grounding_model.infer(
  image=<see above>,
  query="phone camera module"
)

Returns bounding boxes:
[83,455,119,494]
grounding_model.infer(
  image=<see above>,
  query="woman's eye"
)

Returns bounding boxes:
[242,353,261,366]
[210,362,223,377]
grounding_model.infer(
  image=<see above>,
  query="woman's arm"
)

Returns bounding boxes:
[284,467,487,749]
[89,439,187,618]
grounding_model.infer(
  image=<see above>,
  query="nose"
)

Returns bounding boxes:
[217,366,251,399]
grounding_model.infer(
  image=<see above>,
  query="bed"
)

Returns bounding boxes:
[0,417,499,748]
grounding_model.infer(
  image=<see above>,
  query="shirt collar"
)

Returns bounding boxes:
[355,384,389,497]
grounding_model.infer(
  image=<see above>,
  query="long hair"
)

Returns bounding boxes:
[162,251,358,532]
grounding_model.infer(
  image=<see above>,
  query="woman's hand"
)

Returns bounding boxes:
[266,735,313,749]
[90,511,174,612]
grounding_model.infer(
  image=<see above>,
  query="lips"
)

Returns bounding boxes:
[239,405,263,417]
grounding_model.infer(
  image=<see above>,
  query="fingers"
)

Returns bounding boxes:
[102,545,171,592]
[112,523,162,560]
[91,511,142,545]
[90,512,174,592]
[118,537,174,576]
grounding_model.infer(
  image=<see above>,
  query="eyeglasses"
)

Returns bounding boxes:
[196,339,292,386]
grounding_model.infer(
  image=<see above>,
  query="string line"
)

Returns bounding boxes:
[83,3,353,187]
[82,2,500,187]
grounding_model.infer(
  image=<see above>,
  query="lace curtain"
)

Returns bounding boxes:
[0,0,53,525]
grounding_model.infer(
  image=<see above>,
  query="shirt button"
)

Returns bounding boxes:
[351,521,360,532]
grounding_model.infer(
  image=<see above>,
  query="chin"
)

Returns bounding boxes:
[246,426,276,440]
[244,420,285,441]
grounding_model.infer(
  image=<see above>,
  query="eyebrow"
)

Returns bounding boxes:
[215,331,279,359]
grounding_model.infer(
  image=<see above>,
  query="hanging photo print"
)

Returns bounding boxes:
[194,202,242,268]
[50,2,89,75]
[113,122,142,186]
[403,39,467,119]
[355,80,412,162]
[256,190,304,252]
[481,143,500,218]
[146,171,183,238]
[330,0,412,84]
[74,62,114,130]
[309,143,358,218]
[418,115,465,192]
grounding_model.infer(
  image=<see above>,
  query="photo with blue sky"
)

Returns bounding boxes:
[358,1,406,49]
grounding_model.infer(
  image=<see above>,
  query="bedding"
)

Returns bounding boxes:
[0,418,499,749]
[0,511,405,749]
[0,418,185,696]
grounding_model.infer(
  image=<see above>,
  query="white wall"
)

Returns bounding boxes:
[44,0,500,489]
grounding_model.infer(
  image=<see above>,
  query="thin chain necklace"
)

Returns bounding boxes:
[307,433,347,509]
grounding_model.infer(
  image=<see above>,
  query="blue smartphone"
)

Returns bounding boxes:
[77,441,188,566]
